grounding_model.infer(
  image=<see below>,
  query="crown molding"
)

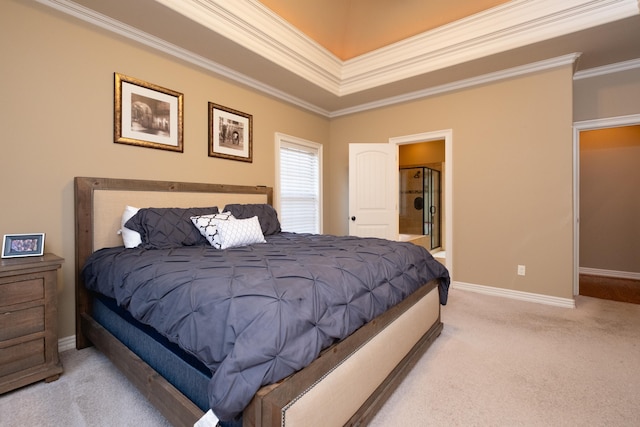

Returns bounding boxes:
[574,58,640,80]
[156,0,638,96]
[36,0,332,117]
[331,53,582,118]
[155,0,343,93]
[340,0,639,95]
[35,0,637,117]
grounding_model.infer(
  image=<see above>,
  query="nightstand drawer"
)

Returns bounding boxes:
[0,338,45,377]
[0,253,63,393]
[0,306,45,341]
[0,278,44,306]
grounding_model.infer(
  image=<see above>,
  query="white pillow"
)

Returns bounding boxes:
[216,216,266,249]
[191,212,235,249]
[118,205,142,248]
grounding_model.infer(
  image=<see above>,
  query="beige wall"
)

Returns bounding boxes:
[1,1,329,339]
[574,68,640,122]
[579,126,640,273]
[6,1,631,341]
[329,67,575,299]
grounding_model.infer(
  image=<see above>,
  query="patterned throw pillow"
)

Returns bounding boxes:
[191,212,235,249]
[216,216,266,249]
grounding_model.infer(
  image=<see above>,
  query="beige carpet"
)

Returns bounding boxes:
[0,344,171,427]
[1,289,639,426]
[370,289,640,426]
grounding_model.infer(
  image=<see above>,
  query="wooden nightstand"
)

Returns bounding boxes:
[0,253,64,394]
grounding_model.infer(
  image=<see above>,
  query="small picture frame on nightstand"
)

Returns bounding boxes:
[2,233,45,258]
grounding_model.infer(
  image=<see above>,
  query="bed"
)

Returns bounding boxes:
[74,176,450,427]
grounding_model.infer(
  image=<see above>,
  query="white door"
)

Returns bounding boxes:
[348,143,398,239]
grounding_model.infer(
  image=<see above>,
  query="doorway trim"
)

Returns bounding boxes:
[572,113,640,295]
[390,129,453,274]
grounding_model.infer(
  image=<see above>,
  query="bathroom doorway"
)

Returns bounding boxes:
[399,166,441,250]
[390,130,451,272]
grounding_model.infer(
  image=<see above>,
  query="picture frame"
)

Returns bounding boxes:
[2,233,45,258]
[208,102,253,163]
[114,73,184,152]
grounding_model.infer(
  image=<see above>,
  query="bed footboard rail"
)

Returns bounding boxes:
[81,313,204,426]
[245,280,442,427]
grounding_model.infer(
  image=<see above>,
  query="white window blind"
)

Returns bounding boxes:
[278,136,322,234]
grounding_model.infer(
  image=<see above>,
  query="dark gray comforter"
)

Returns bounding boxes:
[82,232,450,421]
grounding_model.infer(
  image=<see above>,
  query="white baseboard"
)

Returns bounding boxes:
[58,335,76,352]
[452,281,576,308]
[579,267,640,281]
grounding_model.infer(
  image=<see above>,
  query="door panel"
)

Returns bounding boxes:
[348,143,397,239]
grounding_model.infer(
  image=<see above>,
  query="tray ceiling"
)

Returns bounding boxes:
[39,0,640,116]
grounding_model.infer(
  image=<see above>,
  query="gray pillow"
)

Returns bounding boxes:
[222,203,281,236]
[125,206,219,249]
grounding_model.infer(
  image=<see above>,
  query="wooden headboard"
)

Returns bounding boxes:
[74,176,273,348]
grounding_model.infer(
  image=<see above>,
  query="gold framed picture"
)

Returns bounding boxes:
[208,102,252,163]
[114,73,183,152]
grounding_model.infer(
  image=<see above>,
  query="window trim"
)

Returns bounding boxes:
[275,132,323,234]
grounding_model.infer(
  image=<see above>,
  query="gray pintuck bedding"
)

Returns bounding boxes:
[82,232,450,421]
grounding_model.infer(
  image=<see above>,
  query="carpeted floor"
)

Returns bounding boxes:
[0,344,171,427]
[1,289,639,426]
[369,289,640,426]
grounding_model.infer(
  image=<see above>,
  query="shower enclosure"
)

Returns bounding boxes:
[399,166,441,250]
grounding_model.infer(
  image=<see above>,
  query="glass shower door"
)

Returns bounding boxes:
[427,169,441,250]
[400,167,441,251]
[399,168,423,235]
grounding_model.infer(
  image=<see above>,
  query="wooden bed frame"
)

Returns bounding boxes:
[74,176,444,427]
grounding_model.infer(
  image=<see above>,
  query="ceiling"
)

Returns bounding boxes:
[40,0,640,116]
[258,0,511,60]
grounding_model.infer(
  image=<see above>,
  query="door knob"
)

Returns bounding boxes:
[351,216,356,221]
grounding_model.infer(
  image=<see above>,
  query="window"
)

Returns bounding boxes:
[276,133,322,234]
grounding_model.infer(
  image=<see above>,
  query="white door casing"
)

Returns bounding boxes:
[348,130,452,275]
[390,130,453,274]
[572,113,640,295]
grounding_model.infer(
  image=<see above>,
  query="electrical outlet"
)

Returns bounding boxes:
[517,265,526,276]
